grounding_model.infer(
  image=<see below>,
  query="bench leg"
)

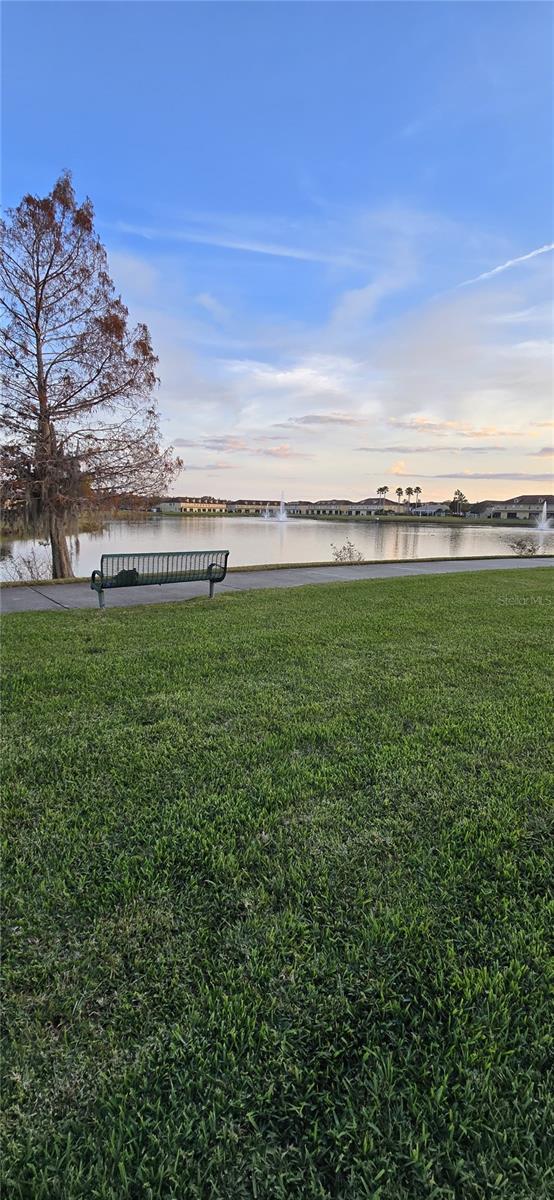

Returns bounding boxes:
[209,580,215,599]
[98,589,105,609]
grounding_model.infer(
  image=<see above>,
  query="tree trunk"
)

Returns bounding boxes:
[49,514,74,579]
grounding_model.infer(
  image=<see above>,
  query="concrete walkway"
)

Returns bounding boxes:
[1,557,552,614]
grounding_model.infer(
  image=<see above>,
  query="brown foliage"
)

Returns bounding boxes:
[1,171,182,575]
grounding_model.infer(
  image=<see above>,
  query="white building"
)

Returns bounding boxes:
[478,495,554,521]
[158,497,227,515]
[348,498,406,516]
[415,503,451,516]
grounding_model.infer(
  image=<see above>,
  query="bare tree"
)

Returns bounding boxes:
[450,489,469,516]
[1,172,181,577]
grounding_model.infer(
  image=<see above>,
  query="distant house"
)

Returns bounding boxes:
[286,501,315,516]
[303,499,354,516]
[158,496,227,515]
[415,503,451,516]
[347,497,406,516]
[226,499,278,515]
[470,495,554,521]
[286,498,407,516]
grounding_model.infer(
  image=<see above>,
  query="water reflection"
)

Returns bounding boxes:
[1,516,553,581]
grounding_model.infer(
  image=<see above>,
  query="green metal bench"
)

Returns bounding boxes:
[90,550,230,608]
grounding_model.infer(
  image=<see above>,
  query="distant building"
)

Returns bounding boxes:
[287,501,315,516]
[470,495,554,521]
[348,498,406,516]
[157,496,227,515]
[226,499,278,515]
[415,503,451,516]
[288,498,406,516]
[299,499,353,516]
[152,492,554,522]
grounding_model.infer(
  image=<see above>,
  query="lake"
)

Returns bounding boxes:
[2,516,553,581]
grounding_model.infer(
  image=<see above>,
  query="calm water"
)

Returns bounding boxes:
[2,517,553,580]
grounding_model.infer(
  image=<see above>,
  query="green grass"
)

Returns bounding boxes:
[2,569,553,1199]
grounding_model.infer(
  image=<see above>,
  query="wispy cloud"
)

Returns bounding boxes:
[419,471,554,481]
[357,443,511,453]
[223,356,360,397]
[254,443,312,459]
[459,243,554,288]
[117,220,357,266]
[490,304,552,326]
[528,446,554,458]
[194,292,229,322]
[175,435,249,452]
[387,417,527,438]
[174,434,309,460]
[328,256,418,332]
[183,461,236,472]
[277,412,366,427]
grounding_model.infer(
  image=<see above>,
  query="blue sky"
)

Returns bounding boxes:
[2,1,553,500]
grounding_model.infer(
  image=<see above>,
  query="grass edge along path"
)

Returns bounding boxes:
[2,568,553,1199]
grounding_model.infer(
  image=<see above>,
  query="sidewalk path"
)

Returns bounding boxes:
[2,557,552,614]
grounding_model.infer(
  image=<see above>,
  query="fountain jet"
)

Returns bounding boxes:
[536,500,551,531]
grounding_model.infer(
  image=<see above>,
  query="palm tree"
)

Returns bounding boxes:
[414,486,422,507]
[395,486,403,503]
[405,486,414,507]
[381,485,389,508]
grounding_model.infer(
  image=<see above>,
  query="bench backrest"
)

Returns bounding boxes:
[99,550,229,588]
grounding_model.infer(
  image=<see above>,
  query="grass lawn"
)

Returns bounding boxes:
[2,568,553,1199]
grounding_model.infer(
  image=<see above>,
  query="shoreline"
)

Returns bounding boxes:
[1,512,548,541]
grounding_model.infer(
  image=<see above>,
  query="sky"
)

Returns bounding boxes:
[2,1,553,502]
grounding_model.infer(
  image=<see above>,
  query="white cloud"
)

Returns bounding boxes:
[223,355,359,394]
[512,339,553,359]
[373,264,553,429]
[387,417,528,439]
[459,243,554,288]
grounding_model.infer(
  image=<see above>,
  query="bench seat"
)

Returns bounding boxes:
[90,550,230,607]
